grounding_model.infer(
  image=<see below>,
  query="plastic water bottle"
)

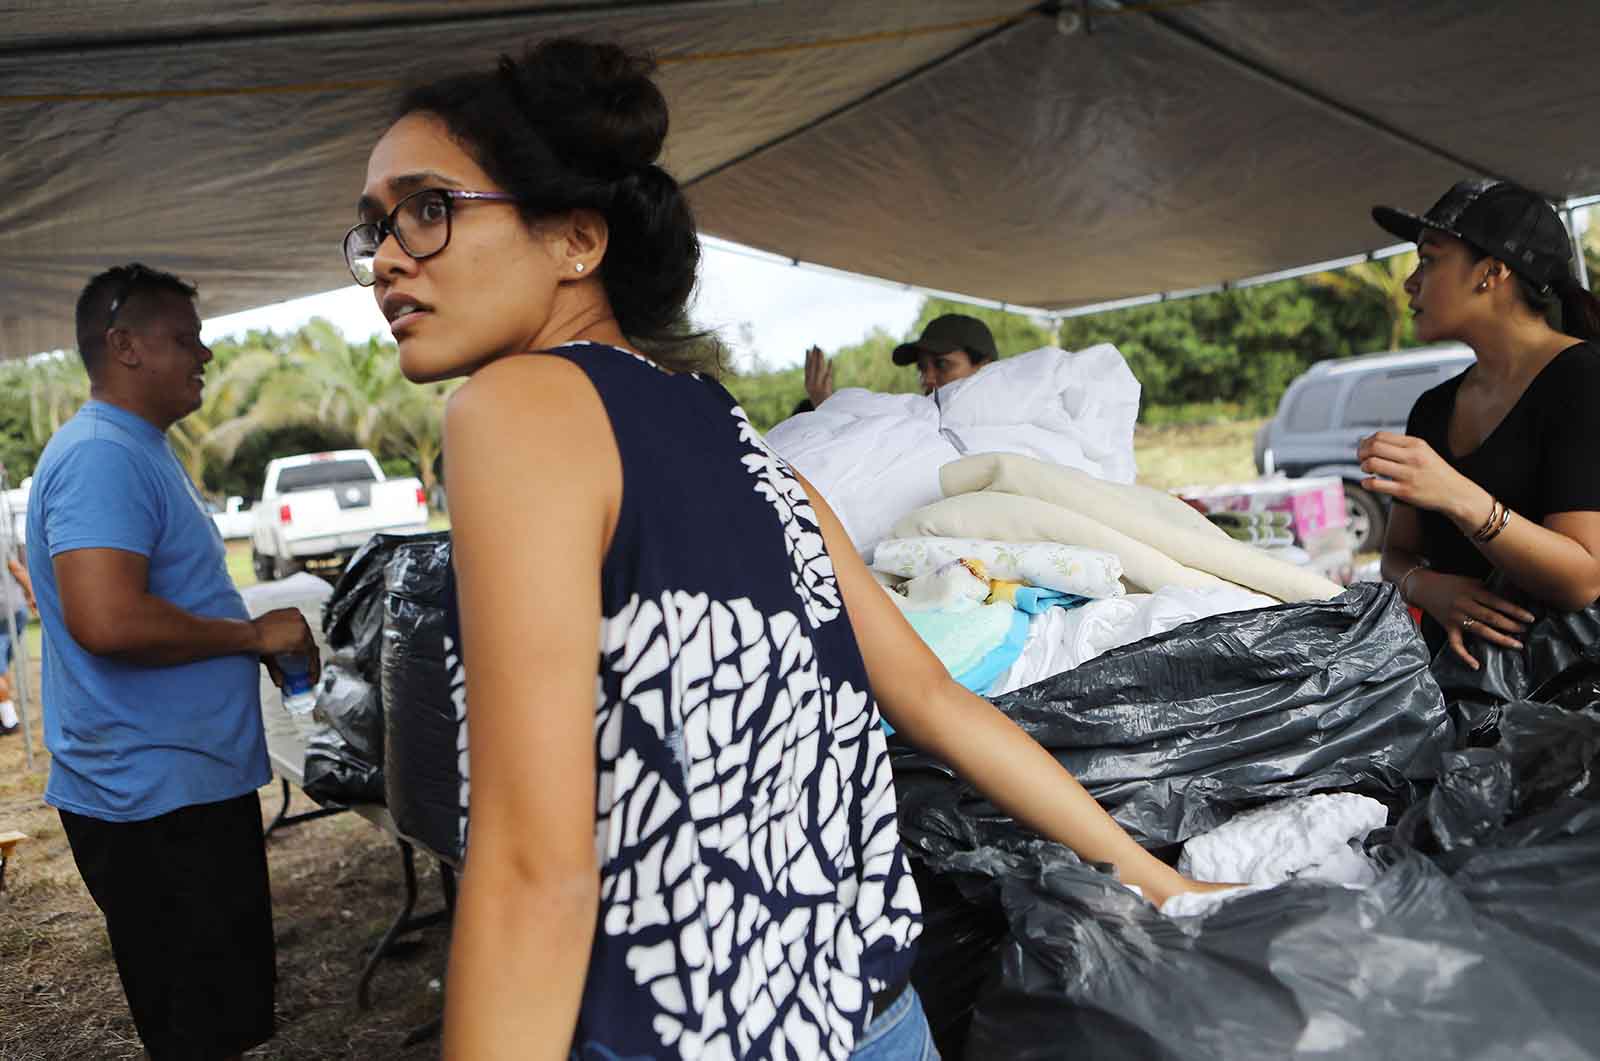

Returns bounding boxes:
[278,654,317,715]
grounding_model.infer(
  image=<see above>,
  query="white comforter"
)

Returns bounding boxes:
[766,344,1141,555]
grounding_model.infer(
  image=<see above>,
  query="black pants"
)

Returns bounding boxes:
[60,792,276,1061]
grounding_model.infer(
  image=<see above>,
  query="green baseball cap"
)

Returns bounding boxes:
[891,314,999,366]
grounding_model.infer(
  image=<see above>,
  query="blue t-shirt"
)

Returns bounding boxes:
[27,401,267,822]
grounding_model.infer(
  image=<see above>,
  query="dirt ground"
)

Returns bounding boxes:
[0,647,453,1060]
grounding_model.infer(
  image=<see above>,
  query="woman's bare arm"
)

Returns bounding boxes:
[442,356,620,1060]
[793,471,1213,904]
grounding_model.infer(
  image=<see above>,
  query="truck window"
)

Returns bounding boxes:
[275,460,377,493]
[1342,366,1449,429]
[1284,380,1341,433]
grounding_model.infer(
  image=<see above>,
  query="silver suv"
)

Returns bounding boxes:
[1254,345,1474,551]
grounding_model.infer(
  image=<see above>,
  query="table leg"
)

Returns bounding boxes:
[356,841,454,1010]
[264,777,348,839]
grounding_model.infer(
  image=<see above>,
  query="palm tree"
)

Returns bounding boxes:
[1307,252,1417,351]
[168,338,288,485]
[26,355,89,445]
[202,321,453,491]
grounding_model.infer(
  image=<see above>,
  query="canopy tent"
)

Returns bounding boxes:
[3,0,1598,359]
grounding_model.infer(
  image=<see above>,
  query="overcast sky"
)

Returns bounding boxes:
[200,238,926,372]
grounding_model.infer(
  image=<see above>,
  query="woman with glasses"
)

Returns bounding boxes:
[350,38,1226,1061]
[1363,181,1600,668]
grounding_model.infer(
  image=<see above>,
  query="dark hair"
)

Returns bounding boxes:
[398,39,722,375]
[74,263,198,374]
[1462,244,1600,343]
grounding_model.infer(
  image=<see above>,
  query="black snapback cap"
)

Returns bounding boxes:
[891,314,1000,366]
[1373,179,1576,294]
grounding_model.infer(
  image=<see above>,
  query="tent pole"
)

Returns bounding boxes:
[1566,207,1590,291]
[0,472,33,772]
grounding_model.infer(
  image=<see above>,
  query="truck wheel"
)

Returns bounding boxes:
[1345,485,1387,554]
[251,549,273,584]
[272,552,300,581]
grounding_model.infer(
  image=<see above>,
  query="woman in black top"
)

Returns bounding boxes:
[1362,180,1600,666]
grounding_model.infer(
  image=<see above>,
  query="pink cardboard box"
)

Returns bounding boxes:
[1177,477,1349,546]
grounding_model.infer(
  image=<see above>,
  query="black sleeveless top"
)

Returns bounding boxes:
[449,343,922,1059]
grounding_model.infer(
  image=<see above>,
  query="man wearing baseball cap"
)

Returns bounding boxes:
[803,313,1000,408]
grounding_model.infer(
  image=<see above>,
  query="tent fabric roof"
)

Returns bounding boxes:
[3,0,1597,359]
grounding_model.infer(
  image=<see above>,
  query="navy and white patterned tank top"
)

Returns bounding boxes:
[452,342,922,1060]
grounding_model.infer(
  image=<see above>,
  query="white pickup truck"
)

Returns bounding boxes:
[251,450,429,581]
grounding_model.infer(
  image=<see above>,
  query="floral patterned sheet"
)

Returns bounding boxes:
[872,536,1125,599]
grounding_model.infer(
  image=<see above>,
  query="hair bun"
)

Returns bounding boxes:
[499,39,668,177]
[399,36,717,371]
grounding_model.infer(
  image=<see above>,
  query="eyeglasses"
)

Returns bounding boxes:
[105,262,157,329]
[343,188,518,286]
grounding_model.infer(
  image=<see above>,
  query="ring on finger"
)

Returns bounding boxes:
[1461,617,1477,631]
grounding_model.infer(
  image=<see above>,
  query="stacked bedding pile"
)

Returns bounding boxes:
[872,453,1343,691]
[767,345,1344,692]
[767,344,1142,555]
[1206,510,1294,547]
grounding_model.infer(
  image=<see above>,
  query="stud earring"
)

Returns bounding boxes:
[575,262,586,273]
[1476,280,1488,292]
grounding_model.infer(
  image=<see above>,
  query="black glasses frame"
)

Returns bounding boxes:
[343,188,518,286]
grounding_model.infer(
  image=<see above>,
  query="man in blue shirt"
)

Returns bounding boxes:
[28,263,320,1061]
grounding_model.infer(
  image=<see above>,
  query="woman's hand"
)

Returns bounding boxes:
[1409,569,1535,668]
[803,345,835,408]
[1358,432,1486,521]
[1143,874,1245,907]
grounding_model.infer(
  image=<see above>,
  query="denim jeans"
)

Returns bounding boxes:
[849,986,939,1061]
[571,987,939,1061]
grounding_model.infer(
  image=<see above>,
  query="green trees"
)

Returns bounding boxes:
[204,322,456,494]
[1304,253,1417,351]
[1,321,453,499]
[722,270,1409,432]
[1055,272,1403,418]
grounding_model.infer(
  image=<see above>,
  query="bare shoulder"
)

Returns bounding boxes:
[448,353,603,425]
[445,354,618,463]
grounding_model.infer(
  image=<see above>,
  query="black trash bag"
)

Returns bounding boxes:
[905,691,1600,1061]
[313,648,384,768]
[1392,748,1514,853]
[903,859,1009,1058]
[895,582,1451,852]
[1399,699,1600,856]
[894,584,1456,1050]
[325,531,448,683]
[1429,577,1600,741]
[382,535,466,864]
[302,725,386,805]
[944,836,1600,1061]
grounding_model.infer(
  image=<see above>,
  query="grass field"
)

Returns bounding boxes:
[1133,417,1265,492]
